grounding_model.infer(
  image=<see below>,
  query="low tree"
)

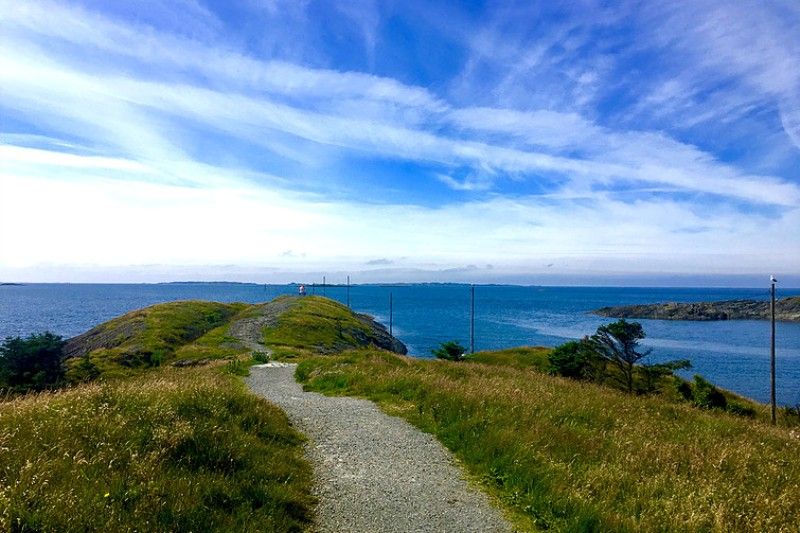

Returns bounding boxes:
[548,337,600,379]
[589,319,652,393]
[638,359,692,393]
[0,332,66,392]
[432,341,467,361]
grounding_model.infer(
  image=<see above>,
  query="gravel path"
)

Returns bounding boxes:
[246,365,512,533]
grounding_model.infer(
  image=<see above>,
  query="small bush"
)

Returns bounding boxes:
[0,332,65,392]
[252,351,270,364]
[675,380,694,401]
[548,339,597,379]
[224,359,249,376]
[692,375,727,409]
[727,401,756,418]
[432,341,467,361]
[66,355,101,383]
[781,404,800,425]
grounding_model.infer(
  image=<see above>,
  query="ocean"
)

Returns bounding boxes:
[1,283,799,405]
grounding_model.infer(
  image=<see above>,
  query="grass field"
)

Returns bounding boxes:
[0,364,314,532]
[297,349,800,532]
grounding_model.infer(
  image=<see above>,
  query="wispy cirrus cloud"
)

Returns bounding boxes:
[0,0,798,281]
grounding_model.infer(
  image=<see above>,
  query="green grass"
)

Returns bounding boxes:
[466,346,551,371]
[262,296,375,355]
[66,301,248,380]
[297,349,800,532]
[0,364,313,532]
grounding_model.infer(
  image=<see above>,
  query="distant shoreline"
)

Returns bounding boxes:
[595,296,800,322]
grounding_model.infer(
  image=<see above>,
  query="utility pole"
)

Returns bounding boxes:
[389,292,393,337]
[771,275,778,424]
[470,284,475,354]
[346,275,350,308]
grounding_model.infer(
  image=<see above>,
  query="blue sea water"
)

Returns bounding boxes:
[1,283,799,405]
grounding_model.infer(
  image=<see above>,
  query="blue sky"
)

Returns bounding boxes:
[1,0,799,285]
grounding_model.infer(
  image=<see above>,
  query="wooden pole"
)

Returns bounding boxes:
[470,284,475,354]
[771,277,777,424]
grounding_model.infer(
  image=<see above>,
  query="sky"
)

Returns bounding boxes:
[1,0,799,286]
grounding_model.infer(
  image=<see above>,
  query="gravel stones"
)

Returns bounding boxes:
[246,365,511,533]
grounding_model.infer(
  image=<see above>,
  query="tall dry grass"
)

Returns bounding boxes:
[298,350,800,532]
[0,365,313,532]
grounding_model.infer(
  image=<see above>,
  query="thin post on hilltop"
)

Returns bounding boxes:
[470,284,475,354]
[771,275,777,424]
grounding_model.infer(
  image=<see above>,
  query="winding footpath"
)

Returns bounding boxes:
[246,365,511,533]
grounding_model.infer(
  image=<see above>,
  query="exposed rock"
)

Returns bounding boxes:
[171,358,211,367]
[595,296,800,322]
[62,311,147,360]
[354,313,407,354]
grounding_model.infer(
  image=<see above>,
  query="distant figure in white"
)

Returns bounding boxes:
[298,284,306,296]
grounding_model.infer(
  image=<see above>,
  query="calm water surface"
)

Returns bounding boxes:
[1,283,799,405]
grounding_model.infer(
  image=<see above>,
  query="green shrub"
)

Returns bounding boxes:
[66,355,101,383]
[675,380,694,401]
[547,339,597,379]
[432,341,467,361]
[0,332,65,392]
[780,404,800,425]
[224,359,249,376]
[727,401,756,417]
[252,351,270,364]
[692,375,727,409]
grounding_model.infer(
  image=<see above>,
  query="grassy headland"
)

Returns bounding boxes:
[261,296,406,359]
[0,295,407,531]
[297,348,800,532]
[4,295,800,531]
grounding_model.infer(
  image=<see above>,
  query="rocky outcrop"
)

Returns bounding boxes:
[354,312,407,354]
[595,296,800,322]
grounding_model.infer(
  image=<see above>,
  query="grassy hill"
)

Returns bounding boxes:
[261,296,406,359]
[61,296,406,380]
[297,348,800,532]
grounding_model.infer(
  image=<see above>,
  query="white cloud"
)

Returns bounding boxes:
[0,0,798,281]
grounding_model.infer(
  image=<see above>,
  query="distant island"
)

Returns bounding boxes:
[595,296,800,322]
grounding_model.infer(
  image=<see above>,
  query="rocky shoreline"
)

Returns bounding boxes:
[595,296,800,322]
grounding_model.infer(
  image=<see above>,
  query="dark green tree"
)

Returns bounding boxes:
[639,359,692,393]
[432,341,467,361]
[548,337,600,379]
[0,332,66,392]
[589,319,651,393]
